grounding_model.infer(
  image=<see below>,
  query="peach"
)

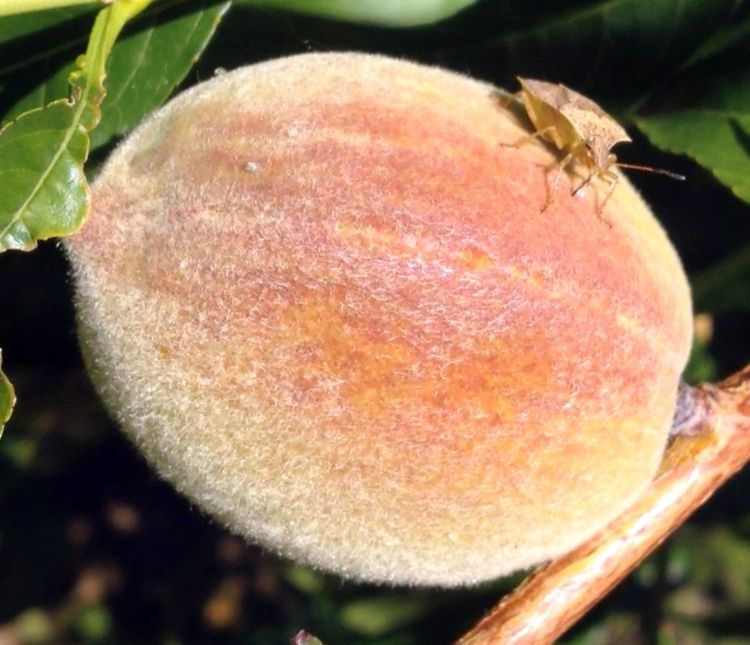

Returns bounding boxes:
[66,52,693,586]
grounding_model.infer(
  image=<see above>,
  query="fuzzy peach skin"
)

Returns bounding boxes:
[66,52,693,586]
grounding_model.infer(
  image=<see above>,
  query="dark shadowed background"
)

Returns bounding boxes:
[1,1,750,643]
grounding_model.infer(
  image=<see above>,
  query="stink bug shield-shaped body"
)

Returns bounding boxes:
[515,77,630,210]
[518,78,631,171]
[512,78,684,212]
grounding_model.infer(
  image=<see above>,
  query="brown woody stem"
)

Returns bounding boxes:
[457,364,750,645]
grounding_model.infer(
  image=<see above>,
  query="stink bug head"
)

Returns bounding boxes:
[581,124,631,174]
[585,142,621,174]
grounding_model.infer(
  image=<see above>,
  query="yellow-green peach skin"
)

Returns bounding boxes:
[66,52,693,586]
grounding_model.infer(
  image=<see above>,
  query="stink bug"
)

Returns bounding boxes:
[507,77,684,212]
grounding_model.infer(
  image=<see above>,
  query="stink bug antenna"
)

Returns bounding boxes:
[615,162,686,181]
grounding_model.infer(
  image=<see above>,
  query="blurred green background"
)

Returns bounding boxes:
[1,1,750,643]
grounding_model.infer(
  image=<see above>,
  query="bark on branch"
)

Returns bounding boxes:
[458,364,750,645]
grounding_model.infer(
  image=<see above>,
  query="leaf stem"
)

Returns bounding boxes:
[457,364,750,645]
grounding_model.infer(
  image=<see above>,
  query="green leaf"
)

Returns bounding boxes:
[637,110,750,204]
[0,350,15,438]
[443,0,741,106]
[339,595,430,637]
[73,603,113,640]
[635,44,750,205]
[691,242,750,313]
[0,0,150,251]
[3,1,231,151]
[1,0,98,19]
[684,335,718,384]
[0,5,93,45]
[1,65,72,126]
[244,0,477,27]
[0,100,90,249]
[0,9,90,123]
[687,12,750,64]
[283,565,327,594]
[91,0,231,149]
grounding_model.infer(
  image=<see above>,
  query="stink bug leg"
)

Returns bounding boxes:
[501,125,557,151]
[542,150,576,212]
